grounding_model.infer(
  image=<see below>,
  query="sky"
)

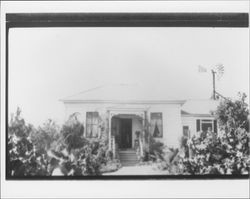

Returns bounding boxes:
[8,27,249,126]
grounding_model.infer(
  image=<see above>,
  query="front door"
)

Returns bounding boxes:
[119,118,132,149]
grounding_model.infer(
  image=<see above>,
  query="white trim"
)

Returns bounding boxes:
[61,99,186,105]
[181,113,214,118]
[200,119,214,132]
[107,107,148,112]
[109,110,144,120]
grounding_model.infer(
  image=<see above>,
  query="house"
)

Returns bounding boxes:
[61,84,219,161]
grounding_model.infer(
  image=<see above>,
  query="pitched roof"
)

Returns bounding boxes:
[181,99,219,116]
[61,84,220,115]
[61,83,186,104]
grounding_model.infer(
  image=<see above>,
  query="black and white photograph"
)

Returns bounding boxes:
[1,1,249,198]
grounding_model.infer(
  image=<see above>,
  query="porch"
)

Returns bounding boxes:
[107,105,149,165]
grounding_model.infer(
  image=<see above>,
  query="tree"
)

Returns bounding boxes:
[181,93,250,175]
[49,113,110,176]
[216,92,249,133]
[30,119,60,153]
[8,108,49,176]
[60,113,86,152]
[7,109,115,177]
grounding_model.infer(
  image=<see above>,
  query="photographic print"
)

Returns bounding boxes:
[4,6,249,181]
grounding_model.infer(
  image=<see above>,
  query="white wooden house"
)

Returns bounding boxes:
[61,84,219,164]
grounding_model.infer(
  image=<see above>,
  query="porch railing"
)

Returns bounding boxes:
[139,135,144,157]
[111,135,116,158]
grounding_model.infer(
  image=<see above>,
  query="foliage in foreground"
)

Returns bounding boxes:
[8,110,118,176]
[8,92,250,176]
[142,134,165,162]
[181,93,250,175]
[8,108,49,176]
[150,93,250,175]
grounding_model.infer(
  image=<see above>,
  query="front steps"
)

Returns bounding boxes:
[118,149,138,167]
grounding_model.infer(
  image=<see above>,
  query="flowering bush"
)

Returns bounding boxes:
[8,108,49,176]
[181,93,250,175]
[7,109,114,177]
[30,119,60,154]
[48,140,109,176]
[48,113,113,176]
[181,129,249,175]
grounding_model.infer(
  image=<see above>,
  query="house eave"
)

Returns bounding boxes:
[60,99,186,105]
[181,113,214,118]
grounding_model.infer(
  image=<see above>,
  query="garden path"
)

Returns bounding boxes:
[103,164,169,175]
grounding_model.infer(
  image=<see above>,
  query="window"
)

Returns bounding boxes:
[86,112,99,138]
[150,112,163,138]
[183,126,190,138]
[196,119,217,133]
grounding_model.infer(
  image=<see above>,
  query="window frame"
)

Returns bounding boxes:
[150,112,163,138]
[201,119,213,132]
[86,111,99,138]
[183,125,190,138]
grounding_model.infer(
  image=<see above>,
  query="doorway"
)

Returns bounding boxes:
[119,118,132,149]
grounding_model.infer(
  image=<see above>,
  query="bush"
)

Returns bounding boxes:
[142,135,164,162]
[141,133,184,174]
[49,142,107,176]
[60,113,86,151]
[181,129,249,175]
[181,93,250,175]
[49,141,112,176]
[7,109,113,176]
[30,119,60,154]
[8,108,49,176]
[47,114,111,176]
[155,147,186,174]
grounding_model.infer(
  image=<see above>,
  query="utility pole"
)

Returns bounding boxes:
[211,69,216,100]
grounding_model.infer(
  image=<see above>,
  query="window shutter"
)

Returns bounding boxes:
[214,120,217,133]
[196,119,200,132]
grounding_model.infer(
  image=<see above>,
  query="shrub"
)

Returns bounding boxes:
[30,119,60,154]
[48,139,111,176]
[181,129,249,175]
[8,109,112,176]
[142,134,165,162]
[47,113,112,176]
[181,93,250,175]
[8,108,49,176]
[60,113,86,151]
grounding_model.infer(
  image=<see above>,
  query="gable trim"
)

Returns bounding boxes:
[61,99,186,105]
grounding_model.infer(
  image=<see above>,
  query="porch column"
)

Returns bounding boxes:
[108,111,112,150]
[141,112,146,157]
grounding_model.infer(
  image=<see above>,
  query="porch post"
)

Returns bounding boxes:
[141,112,146,157]
[108,111,112,150]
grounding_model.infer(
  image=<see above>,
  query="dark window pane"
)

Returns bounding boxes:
[150,112,163,138]
[201,123,212,132]
[214,120,217,133]
[196,119,200,132]
[183,126,189,137]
